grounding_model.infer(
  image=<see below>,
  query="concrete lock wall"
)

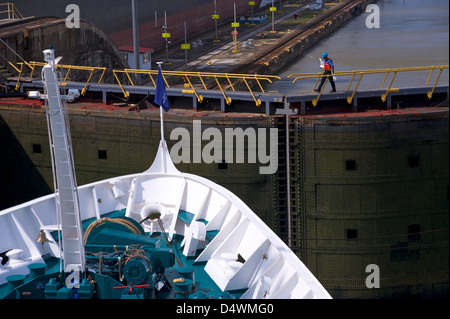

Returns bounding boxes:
[291,111,449,298]
[0,104,284,236]
[1,101,448,298]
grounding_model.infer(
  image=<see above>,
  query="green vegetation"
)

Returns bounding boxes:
[281,10,323,26]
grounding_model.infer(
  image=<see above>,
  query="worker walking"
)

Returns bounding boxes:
[315,52,336,93]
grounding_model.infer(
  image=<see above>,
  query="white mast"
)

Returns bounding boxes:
[145,62,179,175]
[42,46,85,276]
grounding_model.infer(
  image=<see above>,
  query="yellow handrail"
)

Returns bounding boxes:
[0,3,31,19]
[112,68,280,106]
[289,65,449,107]
[9,55,279,106]
[16,61,107,96]
[10,57,447,109]
[215,77,232,105]
[184,74,203,103]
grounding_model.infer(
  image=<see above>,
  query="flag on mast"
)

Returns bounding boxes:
[154,64,170,112]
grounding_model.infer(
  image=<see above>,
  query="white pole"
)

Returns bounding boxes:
[160,98,164,140]
[157,63,167,173]
[156,61,165,141]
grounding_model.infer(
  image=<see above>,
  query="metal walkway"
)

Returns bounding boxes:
[4,62,449,115]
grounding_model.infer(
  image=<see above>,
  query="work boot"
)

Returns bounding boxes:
[314,89,320,93]
[329,90,336,93]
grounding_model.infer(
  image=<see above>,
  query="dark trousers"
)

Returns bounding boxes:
[317,70,336,91]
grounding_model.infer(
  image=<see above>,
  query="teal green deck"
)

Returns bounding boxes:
[0,208,245,299]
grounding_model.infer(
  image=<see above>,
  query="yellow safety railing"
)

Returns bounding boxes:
[10,58,280,106]
[112,68,281,106]
[0,3,31,19]
[289,65,449,107]
[10,61,34,91]
[10,58,447,109]
[13,61,107,95]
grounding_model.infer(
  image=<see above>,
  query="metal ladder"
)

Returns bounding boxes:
[42,48,85,274]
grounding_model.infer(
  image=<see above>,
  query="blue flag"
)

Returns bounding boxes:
[154,66,170,112]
